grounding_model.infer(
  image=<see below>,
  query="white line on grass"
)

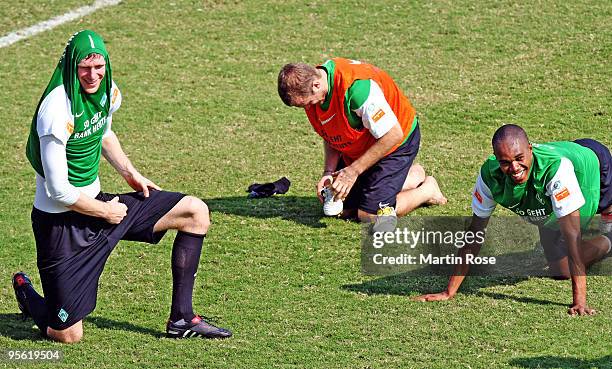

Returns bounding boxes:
[0,0,122,48]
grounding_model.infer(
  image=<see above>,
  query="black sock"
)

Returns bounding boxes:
[17,283,48,337]
[170,231,204,322]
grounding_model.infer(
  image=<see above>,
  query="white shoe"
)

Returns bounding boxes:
[322,187,343,216]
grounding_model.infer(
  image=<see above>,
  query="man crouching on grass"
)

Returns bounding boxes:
[415,124,612,316]
[12,30,231,342]
[277,59,447,230]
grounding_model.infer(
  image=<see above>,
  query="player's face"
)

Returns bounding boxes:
[292,91,325,108]
[291,78,327,108]
[77,54,106,94]
[494,139,533,184]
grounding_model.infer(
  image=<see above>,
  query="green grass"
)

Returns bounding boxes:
[0,0,611,368]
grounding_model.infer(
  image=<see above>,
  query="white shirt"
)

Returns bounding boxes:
[34,82,121,213]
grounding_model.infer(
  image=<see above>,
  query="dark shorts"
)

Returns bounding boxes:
[343,123,421,214]
[32,189,185,330]
[574,138,612,213]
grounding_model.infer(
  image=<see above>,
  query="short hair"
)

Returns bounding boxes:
[492,124,529,150]
[277,63,319,106]
[78,52,105,64]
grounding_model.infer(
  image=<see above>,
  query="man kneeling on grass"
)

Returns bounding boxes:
[12,30,231,342]
[277,58,447,231]
[415,124,612,316]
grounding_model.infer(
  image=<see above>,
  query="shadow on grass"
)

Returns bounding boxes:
[343,249,570,307]
[87,316,164,338]
[0,313,46,341]
[0,313,164,341]
[204,195,328,228]
[343,274,568,307]
[509,355,611,368]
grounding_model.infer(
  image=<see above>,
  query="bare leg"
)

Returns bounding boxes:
[548,236,611,278]
[349,176,448,222]
[153,196,210,234]
[47,321,83,344]
[396,176,447,216]
[402,164,426,190]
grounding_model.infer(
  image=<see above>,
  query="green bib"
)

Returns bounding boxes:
[26,30,113,187]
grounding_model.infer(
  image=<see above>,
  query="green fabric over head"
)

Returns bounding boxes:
[51,29,113,116]
[26,30,115,186]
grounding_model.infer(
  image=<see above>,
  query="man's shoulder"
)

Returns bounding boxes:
[346,79,371,109]
[38,85,71,122]
[35,85,72,142]
[40,84,70,109]
[531,143,564,181]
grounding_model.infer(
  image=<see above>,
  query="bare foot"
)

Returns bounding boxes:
[423,176,447,205]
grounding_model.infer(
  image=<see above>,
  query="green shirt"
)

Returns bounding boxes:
[26,30,114,187]
[473,141,600,229]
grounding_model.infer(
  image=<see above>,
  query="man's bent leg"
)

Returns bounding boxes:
[541,226,611,279]
[153,196,210,235]
[154,196,209,321]
[356,177,447,228]
[152,196,231,338]
[12,272,49,336]
[47,321,83,344]
[547,237,609,279]
[396,176,447,216]
[402,164,426,190]
[580,236,610,267]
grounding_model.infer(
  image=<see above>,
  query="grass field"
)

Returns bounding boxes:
[0,1,611,368]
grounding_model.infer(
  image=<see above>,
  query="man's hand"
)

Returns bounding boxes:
[104,196,127,224]
[316,174,334,203]
[124,171,161,198]
[568,303,596,316]
[331,166,360,201]
[102,132,161,198]
[413,291,454,302]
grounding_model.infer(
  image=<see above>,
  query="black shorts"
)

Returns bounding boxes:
[574,138,612,213]
[32,190,185,330]
[343,123,421,214]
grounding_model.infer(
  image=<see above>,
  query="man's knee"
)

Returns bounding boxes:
[403,164,426,190]
[410,163,425,179]
[181,196,211,233]
[47,322,83,343]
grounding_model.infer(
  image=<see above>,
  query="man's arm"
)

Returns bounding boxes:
[414,215,489,301]
[545,158,594,315]
[39,135,127,223]
[317,142,342,202]
[101,130,161,197]
[330,79,404,201]
[558,210,595,316]
[332,123,403,200]
[68,194,127,223]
